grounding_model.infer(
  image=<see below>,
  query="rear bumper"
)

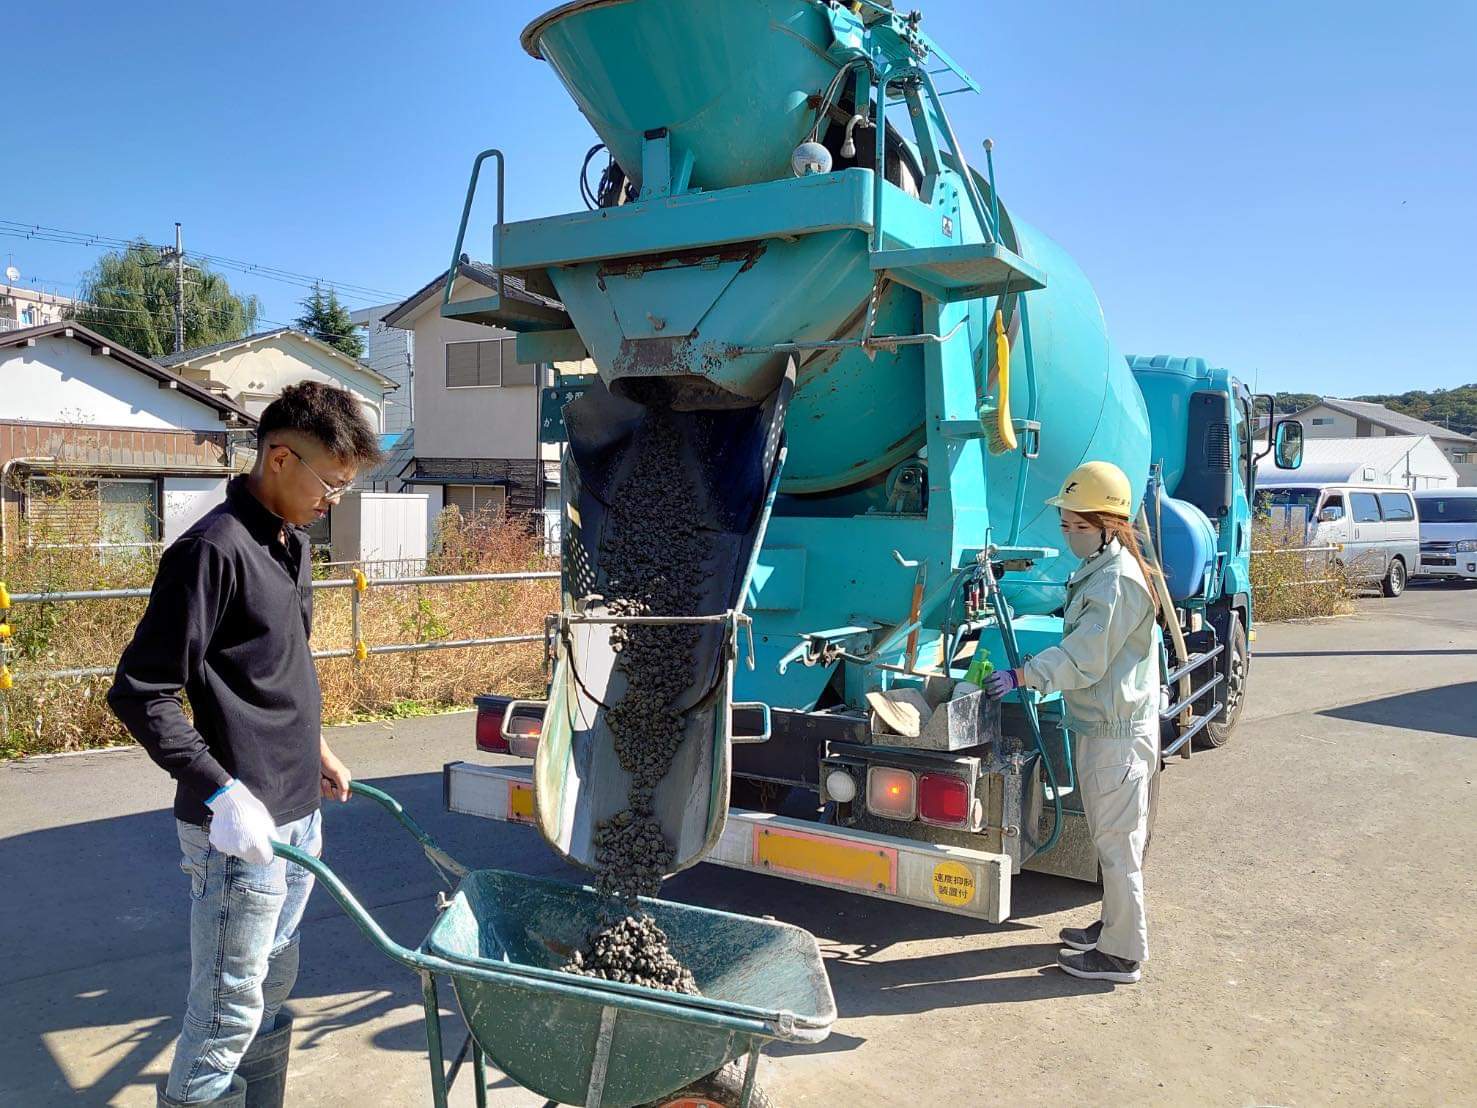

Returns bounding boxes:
[444,760,1011,923]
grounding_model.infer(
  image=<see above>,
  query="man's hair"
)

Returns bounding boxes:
[258,381,381,464]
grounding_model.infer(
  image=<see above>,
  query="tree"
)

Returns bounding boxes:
[294,285,364,360]
[68,242,260,357]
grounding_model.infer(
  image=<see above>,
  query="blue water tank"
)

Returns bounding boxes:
[1149,495,1216,601]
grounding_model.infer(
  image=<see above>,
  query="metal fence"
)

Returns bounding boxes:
[0,569,560,687]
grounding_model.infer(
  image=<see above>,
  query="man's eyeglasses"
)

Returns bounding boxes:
[283,445,354,501]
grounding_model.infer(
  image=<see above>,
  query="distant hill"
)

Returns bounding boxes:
[1270,384,1477,437]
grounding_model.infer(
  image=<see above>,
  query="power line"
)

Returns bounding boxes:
[0,219,412,305]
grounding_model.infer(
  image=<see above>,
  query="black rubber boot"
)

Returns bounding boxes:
[158,1074,247,1107]
[238,1012,294,1108]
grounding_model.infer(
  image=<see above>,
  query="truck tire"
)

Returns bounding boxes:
[1382,557,1407,598]
[1196,619,1247,749]
[645,1063,774,1108]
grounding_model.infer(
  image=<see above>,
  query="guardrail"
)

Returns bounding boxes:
[0,569,559,690]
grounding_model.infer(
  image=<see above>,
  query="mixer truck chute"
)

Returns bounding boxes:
[443,0,1305,924]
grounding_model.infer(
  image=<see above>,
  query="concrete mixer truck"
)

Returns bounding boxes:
[443,0,1306,923]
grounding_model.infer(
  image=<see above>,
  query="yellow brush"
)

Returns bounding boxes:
[982,308,1018,455]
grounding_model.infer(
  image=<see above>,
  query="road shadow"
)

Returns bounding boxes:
[0,768,1104,1103]
[1257,649,1477,658]
[1319,681,1477,739]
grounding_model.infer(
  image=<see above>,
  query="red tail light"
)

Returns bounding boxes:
[475,703,509,753]
[918,773,971,827]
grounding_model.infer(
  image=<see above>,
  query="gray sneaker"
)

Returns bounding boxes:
[1057,947,1141,984]
[1059,920,1102,951]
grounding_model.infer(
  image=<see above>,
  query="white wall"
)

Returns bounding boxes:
[1378,438,1459,489]
[163,477,228,543]
[405,276,540,460]
[352,304,414,436]
[0,335,226,429]
[330,492,429,574]
[177,334,388,433]
[404,482,446,545]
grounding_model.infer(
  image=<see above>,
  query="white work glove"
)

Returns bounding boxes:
[205,780,277,866]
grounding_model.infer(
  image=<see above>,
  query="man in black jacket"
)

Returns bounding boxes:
[110,382,380,1106]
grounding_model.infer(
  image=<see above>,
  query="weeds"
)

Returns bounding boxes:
[1,492,556,757]
[1251,519,1355,621]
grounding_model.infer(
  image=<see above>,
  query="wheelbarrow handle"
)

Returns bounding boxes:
[345,780,470,886]
[271,840,425,971]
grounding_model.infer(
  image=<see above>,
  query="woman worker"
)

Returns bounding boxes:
[983,461,1159,984]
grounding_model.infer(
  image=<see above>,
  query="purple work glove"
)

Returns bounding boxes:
[983,668,1021,699]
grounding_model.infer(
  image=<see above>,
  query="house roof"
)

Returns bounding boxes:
[1258,434,1458,485]
[380,256,564,329]
[365,428,416,488]
[157,327,399,389]
[0,321,255,424]
[1295,398,1476,444]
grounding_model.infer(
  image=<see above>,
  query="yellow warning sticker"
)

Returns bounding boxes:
[931,860,976,907]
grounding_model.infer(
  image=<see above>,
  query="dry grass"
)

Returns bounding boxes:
[1,492,556,758]
[1251,519,1356,621]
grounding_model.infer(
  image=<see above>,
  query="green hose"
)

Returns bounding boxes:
[983,560,1071,854]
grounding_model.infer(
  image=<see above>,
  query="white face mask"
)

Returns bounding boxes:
[1065,527,1106,561]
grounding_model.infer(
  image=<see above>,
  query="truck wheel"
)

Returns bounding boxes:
[1196,620,1247,750]
[646,1063,774,1108]
[1382,557,1407,598]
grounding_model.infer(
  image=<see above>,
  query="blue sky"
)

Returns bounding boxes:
[4,0,1474,395]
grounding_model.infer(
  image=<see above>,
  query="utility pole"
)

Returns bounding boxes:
[173,222,184,354]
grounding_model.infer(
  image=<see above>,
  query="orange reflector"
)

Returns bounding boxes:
[754,826,897,893]
[508,782,535,824]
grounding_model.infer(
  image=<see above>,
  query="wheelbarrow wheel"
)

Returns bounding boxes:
[642,1061,775,1108]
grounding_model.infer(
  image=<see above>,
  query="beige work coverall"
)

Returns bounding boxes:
[1023,540,1158,963]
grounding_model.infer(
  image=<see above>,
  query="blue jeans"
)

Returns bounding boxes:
[165,810,320,1103]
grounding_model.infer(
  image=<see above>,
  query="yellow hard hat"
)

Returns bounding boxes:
[1046,461,1133,518]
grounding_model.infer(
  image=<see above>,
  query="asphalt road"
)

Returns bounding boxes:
[2,581,1473,1106]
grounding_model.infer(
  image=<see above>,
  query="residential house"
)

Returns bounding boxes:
[375,260,559,536]
[0,322,253,554]
[350,302,414,440]
[1258,434,1458,491]
[1,284,74,333]
[1291,398,1476,485]
[157,327,398,434]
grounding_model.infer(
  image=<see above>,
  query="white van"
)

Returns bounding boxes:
[1413,488,1477,582]
[1257,483,1419,597]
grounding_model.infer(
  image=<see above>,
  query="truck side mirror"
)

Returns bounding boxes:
[1318,506,1344,523]
[1273,420,1304,469]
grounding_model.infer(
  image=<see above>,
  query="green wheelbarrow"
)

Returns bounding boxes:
[273,783,835,1108]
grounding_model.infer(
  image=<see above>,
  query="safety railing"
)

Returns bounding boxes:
[0,569,559,688]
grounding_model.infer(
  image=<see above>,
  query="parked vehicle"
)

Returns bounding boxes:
[1257,483,1418,597]
[1413,488,1477,582]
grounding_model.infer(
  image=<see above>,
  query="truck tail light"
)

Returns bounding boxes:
[866,766,917,821]
[475,704,509,753]
[918,773,971,827]
[504,711,542,758]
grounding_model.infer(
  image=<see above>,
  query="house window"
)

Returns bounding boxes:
[445,484,507,520]
[1310,417,1332,426]
[25,477,160,549]
[445,338,539,388]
